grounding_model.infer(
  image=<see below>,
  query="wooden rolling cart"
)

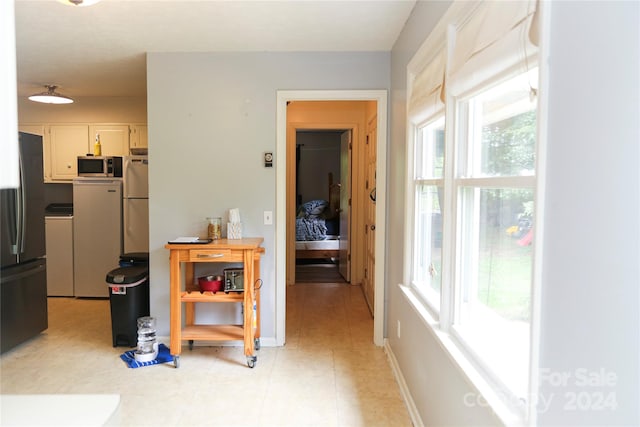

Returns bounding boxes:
[164,238,264,368]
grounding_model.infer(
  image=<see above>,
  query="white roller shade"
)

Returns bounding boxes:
[408,48,446,124]
[448,0,538,97]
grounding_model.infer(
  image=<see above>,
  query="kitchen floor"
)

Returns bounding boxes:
[0,283,412,426]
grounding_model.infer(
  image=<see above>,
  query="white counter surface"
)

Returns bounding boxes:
[0,394,120,426]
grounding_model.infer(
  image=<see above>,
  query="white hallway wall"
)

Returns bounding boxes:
[147,52,390,340]
[536,2,639,425]
[386,1,639,426]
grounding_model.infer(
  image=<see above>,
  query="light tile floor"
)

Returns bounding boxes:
[0,283,412,426]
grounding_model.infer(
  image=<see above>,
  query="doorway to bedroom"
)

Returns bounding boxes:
[276,90,387,347]
[294,129,348,285]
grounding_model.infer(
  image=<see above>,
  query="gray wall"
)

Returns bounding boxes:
[147,52,390,339]
[296,131,341,204]
[386,1,640,426]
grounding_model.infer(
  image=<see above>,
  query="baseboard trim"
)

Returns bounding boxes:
[384,338,424,427]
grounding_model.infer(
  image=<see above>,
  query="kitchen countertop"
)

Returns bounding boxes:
[0,394,120,426]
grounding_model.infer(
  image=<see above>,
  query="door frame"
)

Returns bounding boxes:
[275,90,388,346]
[287,125,355,286]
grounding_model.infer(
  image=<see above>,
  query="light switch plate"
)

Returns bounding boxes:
[264,211,273,225]
[264,152,273,168]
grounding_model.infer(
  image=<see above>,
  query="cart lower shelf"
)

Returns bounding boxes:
[173,325,258,369]
[181,324,244,341]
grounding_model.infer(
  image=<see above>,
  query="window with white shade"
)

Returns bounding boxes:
[404,0,540,420]
[453,67,538,400]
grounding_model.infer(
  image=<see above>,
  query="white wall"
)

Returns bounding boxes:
[147,52,390,339]
[537,2,640,425]
[1,0,18,189]
[387,1,640,426]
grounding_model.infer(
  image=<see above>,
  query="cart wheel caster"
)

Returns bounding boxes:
[188,340,194,350]
[254,338,261,351]
[173,356,180,368]
[247,356,257,368]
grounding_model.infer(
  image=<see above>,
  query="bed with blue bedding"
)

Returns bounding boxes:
[295,199,340,259]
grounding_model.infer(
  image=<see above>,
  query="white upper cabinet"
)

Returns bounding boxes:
[49,125,90,181]
[19,123,144,182]
[129,124,148,149]
[89,124,130,156]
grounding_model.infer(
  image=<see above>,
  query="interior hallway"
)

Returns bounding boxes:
[0,282,411,426]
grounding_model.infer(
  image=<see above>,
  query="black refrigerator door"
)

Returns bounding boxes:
[0,258,48,353]
[1,133,45,268]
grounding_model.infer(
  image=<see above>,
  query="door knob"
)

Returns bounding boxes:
[370,225,376,231]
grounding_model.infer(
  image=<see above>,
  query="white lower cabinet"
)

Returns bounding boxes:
[45,216,74,296]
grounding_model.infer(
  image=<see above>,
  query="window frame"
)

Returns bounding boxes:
[409,116,446,316]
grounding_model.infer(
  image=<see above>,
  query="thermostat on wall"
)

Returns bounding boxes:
[264,152,273,168]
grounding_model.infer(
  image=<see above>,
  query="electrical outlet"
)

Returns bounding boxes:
[264,211,273,225]
[397,320,401,339]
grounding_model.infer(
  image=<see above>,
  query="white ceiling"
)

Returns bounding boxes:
[14,0,416,98]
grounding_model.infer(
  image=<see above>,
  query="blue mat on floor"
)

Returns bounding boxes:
[120,343,173,368]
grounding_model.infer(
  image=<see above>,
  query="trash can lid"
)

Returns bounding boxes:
[106,266,149,285]
[119,252,149,263]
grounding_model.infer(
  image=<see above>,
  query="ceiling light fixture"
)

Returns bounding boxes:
[28,85,74,104]
[57,0,102,6]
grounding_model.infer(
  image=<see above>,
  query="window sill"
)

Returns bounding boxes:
[398,284,526,426]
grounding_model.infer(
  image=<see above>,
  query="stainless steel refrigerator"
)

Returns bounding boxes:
[1,132,48,353]
[123,155,149,253]
[73,177,122,297]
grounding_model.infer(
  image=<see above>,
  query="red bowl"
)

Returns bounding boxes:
[198,275,223,292]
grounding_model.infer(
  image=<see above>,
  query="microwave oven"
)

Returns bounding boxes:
[77,156,123,177]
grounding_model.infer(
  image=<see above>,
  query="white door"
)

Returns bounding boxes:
[123,198,149,253]
[338,130,351,282]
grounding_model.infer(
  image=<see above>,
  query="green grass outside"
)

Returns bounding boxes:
[477,229,532,321]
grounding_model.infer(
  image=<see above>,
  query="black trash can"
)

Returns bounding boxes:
[106,265,150,347]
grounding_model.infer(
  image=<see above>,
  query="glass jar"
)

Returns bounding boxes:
[207,217,222,240]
